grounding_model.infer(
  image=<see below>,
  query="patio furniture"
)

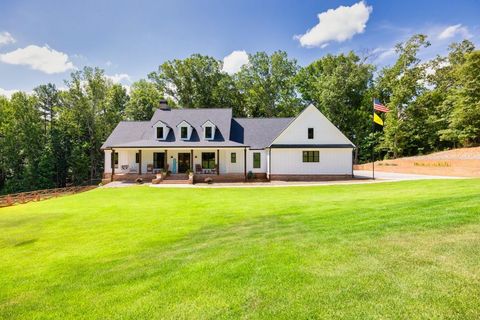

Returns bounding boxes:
[121,165,129,171]
[146,164,153,173]
[195,164,202,174]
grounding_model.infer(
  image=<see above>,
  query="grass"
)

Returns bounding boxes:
[1,180,480,319]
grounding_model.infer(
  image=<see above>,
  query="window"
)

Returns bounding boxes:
[205,126,212,139]
[308,128,314,139]
[202,152,216,169]
[303,151,319,162]
[231,152,236,163]
[113,152,119,168]
[181,127,188,139]
[253,152,261,169]
[156,127,164,139]
[135,152,140,163]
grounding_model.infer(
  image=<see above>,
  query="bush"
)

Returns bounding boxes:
[247,171,254,180]
[135,178,143,184]
[204,177,213,184]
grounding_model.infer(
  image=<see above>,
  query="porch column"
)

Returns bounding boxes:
[244,147,247,180]
[190,149,194,171]
[268,148,271,181]
[138,149,142,175]
[216,149,220,175]
[110,149,115,181]
[164,149,168,171]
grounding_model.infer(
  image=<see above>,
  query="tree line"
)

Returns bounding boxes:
[0,34,478,193]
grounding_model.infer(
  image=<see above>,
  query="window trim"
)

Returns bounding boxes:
[302,151,319,163]
[308,128,314,139]
[253,152,261,169]
[231,152,236,163]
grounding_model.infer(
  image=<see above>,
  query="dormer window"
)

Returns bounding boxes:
[205,126,212,139]
[181,127,188,139]
[156,127,164,139]
[201,120,216,141]
[153,120,169,141]
[176,120,193,140]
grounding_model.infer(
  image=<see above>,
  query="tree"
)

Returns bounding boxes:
[34,83,60,136]
[376,34,430,158]
[297,51,374,162]
[125,80,163,120]
[148,54,228,109]
[235,51,301,117]
[63,67,110,182]
[446,50,480,145]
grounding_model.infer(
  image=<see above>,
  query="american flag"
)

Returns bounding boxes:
[374,99,390,113]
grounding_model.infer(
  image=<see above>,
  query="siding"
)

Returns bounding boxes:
[271,148,352,175]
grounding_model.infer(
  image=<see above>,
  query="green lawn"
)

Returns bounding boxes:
[1,180,480,319]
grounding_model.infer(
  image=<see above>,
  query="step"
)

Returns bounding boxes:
[160,179,190,184]
[164,175,189,181]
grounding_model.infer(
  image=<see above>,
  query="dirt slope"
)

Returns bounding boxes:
[354,147,480,177]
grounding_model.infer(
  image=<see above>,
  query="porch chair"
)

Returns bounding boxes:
[195,164,203,174]
[146,164,153,173]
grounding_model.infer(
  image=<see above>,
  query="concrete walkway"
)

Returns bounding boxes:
[101,170,465,189]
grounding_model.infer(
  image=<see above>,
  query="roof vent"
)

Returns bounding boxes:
[159,99,170,110]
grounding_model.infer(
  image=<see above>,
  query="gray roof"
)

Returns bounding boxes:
[232,118,294,149]
[101,108,293,150]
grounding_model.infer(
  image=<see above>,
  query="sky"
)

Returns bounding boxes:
[0,0,479,97]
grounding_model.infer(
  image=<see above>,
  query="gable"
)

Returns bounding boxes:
[271,105,354,146]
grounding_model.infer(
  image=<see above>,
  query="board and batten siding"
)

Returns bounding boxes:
[272,105,353,146]
[270,148,352,175]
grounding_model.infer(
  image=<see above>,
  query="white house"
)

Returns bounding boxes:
[101,102,355,183]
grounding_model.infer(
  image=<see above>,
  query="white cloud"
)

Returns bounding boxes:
[373,47,396,62]
[0,45,75,74]
[0,87,20,98]
[0,32,15,46]
[106,73,131,83]
[222,50,249,74]
[438,24,471,40]
[296,1,372,48]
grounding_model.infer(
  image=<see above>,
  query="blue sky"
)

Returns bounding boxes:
[0,0,479,96]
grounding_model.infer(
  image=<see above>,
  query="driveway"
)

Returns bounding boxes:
[102,171,464,189]
[353,170,464,181]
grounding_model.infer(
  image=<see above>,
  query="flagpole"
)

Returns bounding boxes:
[372,98,375,180]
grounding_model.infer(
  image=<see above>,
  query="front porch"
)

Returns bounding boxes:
[104,147,258,183]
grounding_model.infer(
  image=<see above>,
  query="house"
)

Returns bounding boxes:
[101,101,355,183]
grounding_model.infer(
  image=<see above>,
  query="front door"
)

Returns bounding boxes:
[177,153,190,173]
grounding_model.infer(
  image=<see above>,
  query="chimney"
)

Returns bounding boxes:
[159,99,170,110]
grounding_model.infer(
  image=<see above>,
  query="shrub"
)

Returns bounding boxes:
[247,171,254,180]
[135,178,143,184]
